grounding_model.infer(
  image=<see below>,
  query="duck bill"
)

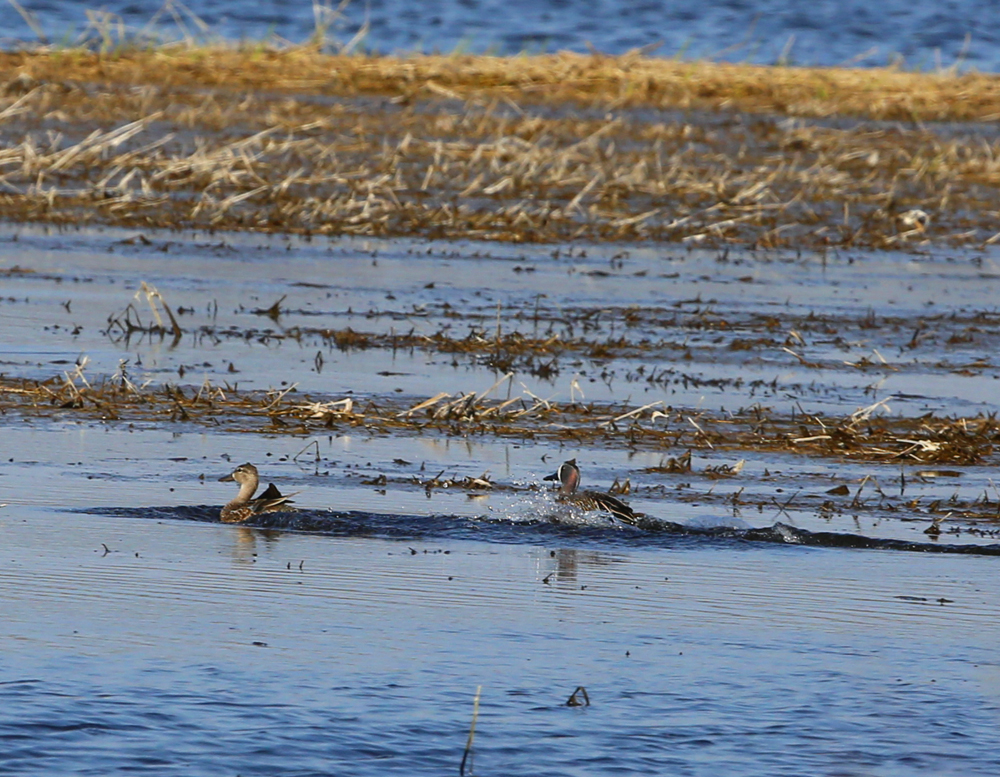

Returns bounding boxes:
[218,472,236,482]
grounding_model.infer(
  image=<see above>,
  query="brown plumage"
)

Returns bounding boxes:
[544,458,637,525]
[218,462,296,523]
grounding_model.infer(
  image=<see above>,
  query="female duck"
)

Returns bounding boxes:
[219,462,296,523]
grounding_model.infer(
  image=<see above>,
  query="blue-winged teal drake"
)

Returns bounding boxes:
[544,458,637,525]
[218,462,296,523]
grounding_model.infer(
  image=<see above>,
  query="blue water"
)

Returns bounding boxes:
[2,0,996,71]
[2,422,1000,775]
[4,224,1000,773]
[3,505,1000,776]
[6,226,1000,422]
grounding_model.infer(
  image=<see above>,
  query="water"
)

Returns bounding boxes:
[5,226,1000,773]
[5,224,1000,548]
[4,488,1000,774]
[2,0,996,71]
[5,226,1000,420]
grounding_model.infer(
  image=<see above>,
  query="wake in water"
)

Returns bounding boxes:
[84,503,1000,556]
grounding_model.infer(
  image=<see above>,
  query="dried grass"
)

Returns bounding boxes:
[5,49,1000,122]
[0,49,999,246]
[2,367,996,467]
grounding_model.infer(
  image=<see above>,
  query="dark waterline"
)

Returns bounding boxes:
[2,0,995,71]
[86,505,1000,556]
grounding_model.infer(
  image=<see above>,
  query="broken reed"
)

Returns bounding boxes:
[2,50,1000,246]
[0,369,996,465]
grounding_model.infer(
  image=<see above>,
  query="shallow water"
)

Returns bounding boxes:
[4,466,1000,774]
[4,226,1000,773]
[4,224,1000,546]
[2,0,995,71]
[5,225,1000,418]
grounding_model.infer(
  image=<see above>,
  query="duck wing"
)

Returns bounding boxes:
[583,490,638,526]
[250,483,299,515]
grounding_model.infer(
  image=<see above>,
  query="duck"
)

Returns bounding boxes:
[218,462,296,523]
[544,458,638,525]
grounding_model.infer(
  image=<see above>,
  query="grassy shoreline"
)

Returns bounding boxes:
[5,48,1000,122]
[2,48,1000,246]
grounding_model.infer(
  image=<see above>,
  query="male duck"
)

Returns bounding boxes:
[544,458,638,525]
[218,462,296,523]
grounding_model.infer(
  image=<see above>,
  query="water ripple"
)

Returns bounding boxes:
[83,505,1000,556]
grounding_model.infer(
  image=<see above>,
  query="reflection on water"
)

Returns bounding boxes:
[228,526,282,565]
[545,547,626,587]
